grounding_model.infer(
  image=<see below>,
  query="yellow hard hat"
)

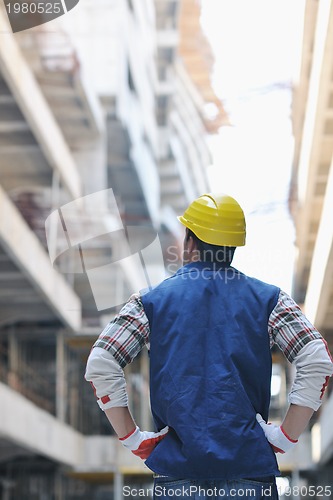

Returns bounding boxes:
[177,193,246,246]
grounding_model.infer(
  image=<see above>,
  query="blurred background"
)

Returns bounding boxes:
[0,0,333,498]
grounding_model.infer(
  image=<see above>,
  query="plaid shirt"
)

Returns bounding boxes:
[94,290,323,369]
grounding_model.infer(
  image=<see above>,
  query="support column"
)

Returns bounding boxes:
[54,468,65,500]
[56,331,67,423]
[73,134,107,195]
[8,327,20,390]
[114,470,124,500]
[291,469,301,500]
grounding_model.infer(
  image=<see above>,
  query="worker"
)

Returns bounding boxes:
[85,193,333,499]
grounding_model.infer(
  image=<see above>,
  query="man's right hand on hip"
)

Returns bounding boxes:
[119,426,169,460]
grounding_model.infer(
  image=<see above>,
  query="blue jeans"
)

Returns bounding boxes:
[153,476,278,500]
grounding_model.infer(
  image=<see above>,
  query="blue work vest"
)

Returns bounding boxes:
[141,262,280,480]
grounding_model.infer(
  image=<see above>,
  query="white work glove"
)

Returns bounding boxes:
[256,414,298,454]
[119,426,169,460]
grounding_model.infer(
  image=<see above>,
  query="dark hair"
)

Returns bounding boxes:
[186,229,235,266]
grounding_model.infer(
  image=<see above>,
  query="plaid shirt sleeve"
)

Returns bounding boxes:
[93,293,149,368]
[94,289,323,368]
[268,290,323,362]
